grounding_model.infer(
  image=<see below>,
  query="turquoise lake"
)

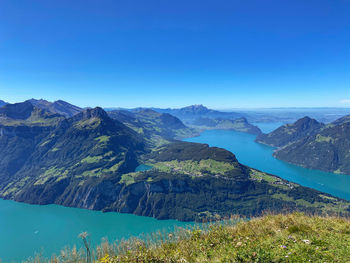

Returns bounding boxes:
[0,199,191,262]
[185,124,350,202]
[1,122,350,262]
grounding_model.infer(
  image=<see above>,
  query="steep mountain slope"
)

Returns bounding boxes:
[0,102,64,185]
[274,118,350,174]
[108,108,197,146]
[256,116,324,147]
[191,117,262,135]
[27,99,82,117]
[0,106,145,202]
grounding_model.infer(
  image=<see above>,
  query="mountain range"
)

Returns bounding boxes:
[27,98,83,117]
[0,99,349,221]
[257,115,350,174]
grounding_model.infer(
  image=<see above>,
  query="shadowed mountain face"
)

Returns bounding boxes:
[0,101,35,120]
[256,116,325,147]
[0,102,349,221]
[27,99,82,117]
[0,100,7,108]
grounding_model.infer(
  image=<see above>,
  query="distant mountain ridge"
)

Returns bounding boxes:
[147,105,262,134]
[191,117,262,135]
[152,104,245,123]
[27,99,82,117]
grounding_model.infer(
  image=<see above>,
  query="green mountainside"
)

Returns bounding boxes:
[0,101,349,222]
[0,104,145,204]
[107,108,197,147]
[256,115,350,174]
[274,120,350,174]
[256,116,324,147]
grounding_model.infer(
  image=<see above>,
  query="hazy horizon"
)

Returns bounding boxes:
[1,0,350,108]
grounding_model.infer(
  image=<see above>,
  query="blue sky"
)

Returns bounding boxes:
[0,0,350,109]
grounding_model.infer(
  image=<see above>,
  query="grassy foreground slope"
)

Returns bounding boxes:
[30,213,350,262]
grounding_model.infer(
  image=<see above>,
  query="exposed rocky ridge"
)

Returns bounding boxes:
[256,116,324,147]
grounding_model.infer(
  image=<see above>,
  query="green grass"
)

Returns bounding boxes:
[80,156,103,164]
[75,117,102,129]
[95,136,111,144]
[100,213,350,262]
[34,167,69,185]
[103,160,124,173]
[249,169,298,190]
[315,134,334,143]
[119,172,140,185]
[27,213,350,263]
[151,159,238,177]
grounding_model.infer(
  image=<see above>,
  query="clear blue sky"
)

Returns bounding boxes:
[0,0,349,109]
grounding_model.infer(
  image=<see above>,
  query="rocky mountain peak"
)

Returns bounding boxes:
[74,107,109,121]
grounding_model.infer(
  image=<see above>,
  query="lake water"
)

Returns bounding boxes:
[184,123,350,202]
[2,122,350,262]
[0,199,190,262]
